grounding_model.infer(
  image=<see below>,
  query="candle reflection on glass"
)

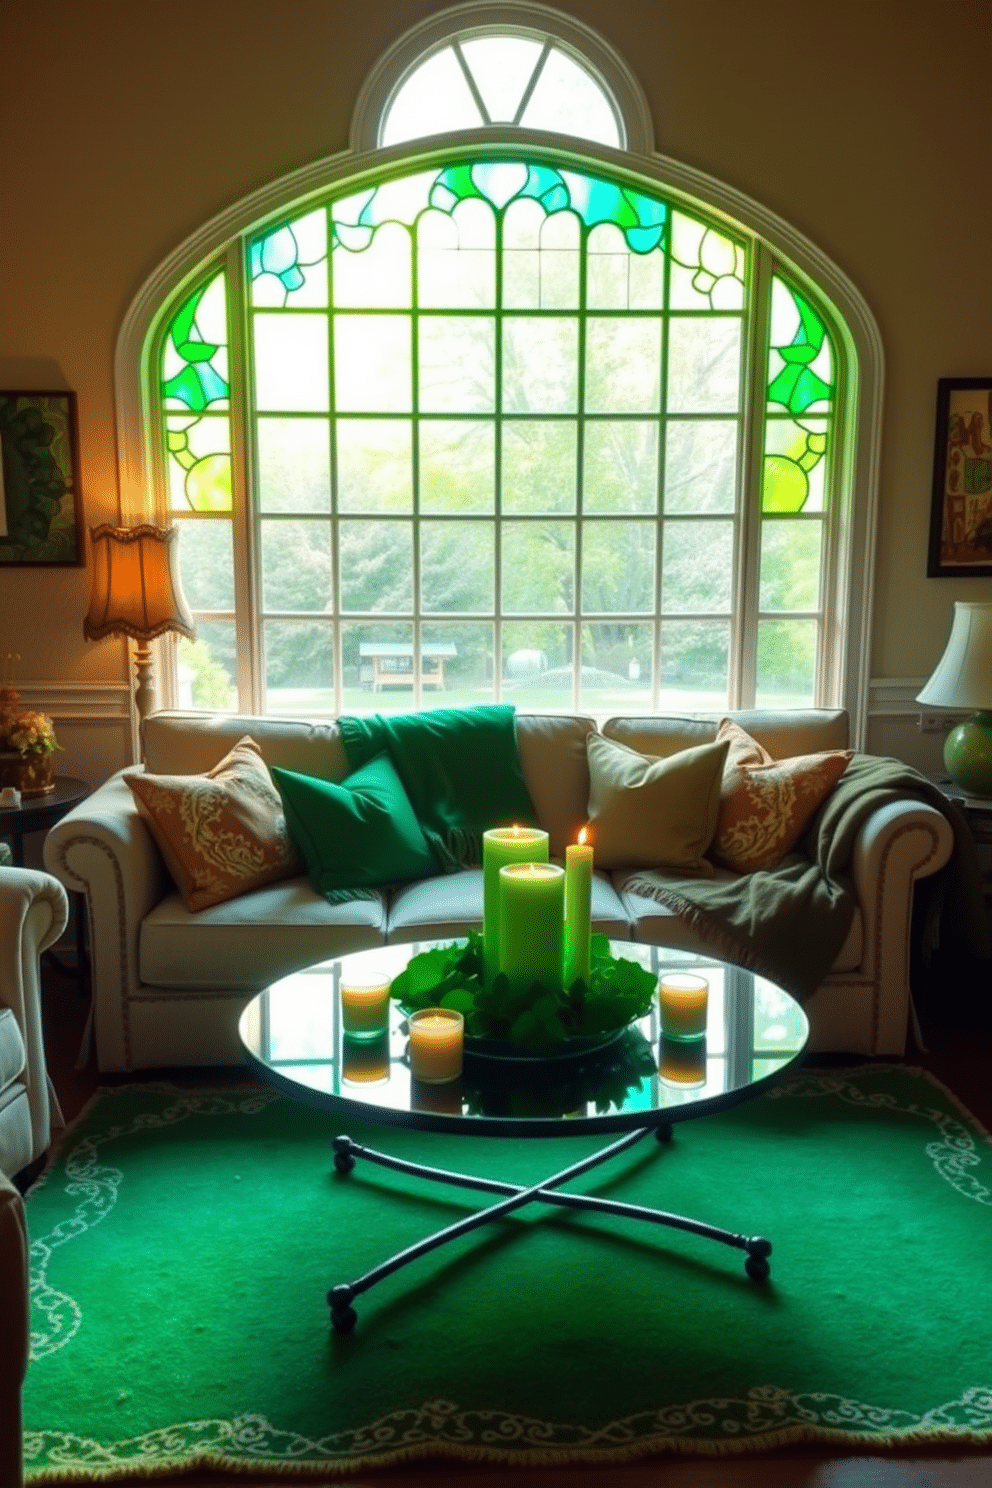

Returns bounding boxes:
[411,1076,463,1115]
[658,973,709,1040]
[659,1034,707,1088]
[340,973,392,1041]
[408,1007,464,1084]
[342,1031,390,1087]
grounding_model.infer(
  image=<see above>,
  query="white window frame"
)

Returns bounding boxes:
[114,2,882,744]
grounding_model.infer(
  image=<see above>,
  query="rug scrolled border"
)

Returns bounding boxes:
[21,1067,992,1480]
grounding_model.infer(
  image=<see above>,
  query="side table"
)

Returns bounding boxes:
[0,776,90,973]
[929,778,992,934]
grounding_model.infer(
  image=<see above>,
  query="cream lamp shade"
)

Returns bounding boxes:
[84,524,195,729]
[916,600,992,798]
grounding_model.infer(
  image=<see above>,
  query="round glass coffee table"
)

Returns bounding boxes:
[240,940,809,1332]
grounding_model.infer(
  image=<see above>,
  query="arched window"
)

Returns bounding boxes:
[125,4,880,738]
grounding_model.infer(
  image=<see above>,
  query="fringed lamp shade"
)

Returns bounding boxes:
[84,524,195,731]
[84,524,195,644]
[917,600,992,798]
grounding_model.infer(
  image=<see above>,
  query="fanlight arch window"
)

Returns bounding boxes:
[137,6,878,735]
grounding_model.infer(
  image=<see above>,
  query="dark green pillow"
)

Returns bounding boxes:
[271,754,437,895]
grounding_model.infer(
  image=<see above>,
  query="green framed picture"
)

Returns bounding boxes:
[0,389,85,566]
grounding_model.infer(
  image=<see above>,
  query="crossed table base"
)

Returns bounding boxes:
[327,1121,773,1333]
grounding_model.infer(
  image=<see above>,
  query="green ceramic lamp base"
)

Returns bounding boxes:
[944,710,992,799]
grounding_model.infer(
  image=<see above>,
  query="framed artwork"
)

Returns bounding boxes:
[0,390,85,566]
[927,377,992,578]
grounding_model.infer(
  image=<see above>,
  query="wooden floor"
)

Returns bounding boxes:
[33,952,992,1488]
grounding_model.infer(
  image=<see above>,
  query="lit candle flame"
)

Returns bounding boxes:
[578,825,590,847]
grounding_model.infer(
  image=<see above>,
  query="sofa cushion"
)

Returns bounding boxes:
[386,866,632,944]
[712,718,853,873]
[272,755,437,894]
[139,877,387,989]
[142,710,350,779]
[586,733,729,874]
[515,713,598,858]
[601,709,850,760]
[0,1009,26,1099]
[125,737,300,913]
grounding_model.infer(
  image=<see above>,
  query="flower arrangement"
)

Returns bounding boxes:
[0,688,60,757]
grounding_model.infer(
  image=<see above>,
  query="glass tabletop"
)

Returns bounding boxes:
[239,940,810,1137]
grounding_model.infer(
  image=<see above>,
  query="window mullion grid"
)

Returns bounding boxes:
[230,238,262,715]
[655,215,672,714]
[736,238,773,710]
[493,203,505,704]
[573,222,588,716]
[411,218,422,711]
[452,40,492,125]
[512,38,552,125]
[327,209,343,718]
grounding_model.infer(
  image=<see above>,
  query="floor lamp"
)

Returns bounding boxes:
[84,524,196,748]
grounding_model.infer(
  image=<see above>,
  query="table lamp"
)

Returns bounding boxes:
[83,524,196,728]
[916,600,992,798]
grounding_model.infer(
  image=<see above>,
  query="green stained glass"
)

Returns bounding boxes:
[162,274,229,411]
[767,280,834,415]
[326,161,669,257]
[161,275,232,511]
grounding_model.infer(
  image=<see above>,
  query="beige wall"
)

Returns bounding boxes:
[2,0,991,785]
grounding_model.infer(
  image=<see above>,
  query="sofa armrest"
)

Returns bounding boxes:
[848,798,953,968]
[0,866,69,1172]
[43,772,170,1071]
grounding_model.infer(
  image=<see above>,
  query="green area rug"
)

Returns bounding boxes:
[22,1067,992,1479]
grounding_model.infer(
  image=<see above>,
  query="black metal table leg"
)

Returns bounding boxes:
[328,1127,772,1331]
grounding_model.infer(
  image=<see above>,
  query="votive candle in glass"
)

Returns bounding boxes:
[658,972,709,1040]
[564,826,593,989]
[499,860,565,994]
[408,1007,464,1084]
[340,973,392,1042]
[483,825,549,985]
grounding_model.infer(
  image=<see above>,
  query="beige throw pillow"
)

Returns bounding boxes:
[711,718,853,874]
[125,736,300,912]
[586,732,729,875]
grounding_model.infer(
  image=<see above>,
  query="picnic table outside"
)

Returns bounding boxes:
[358,642,456,691]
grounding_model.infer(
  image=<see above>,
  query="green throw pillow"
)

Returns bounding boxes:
[271,754,437,895]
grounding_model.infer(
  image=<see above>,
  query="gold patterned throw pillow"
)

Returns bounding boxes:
[124,736,300,912]
[711,718,853,874]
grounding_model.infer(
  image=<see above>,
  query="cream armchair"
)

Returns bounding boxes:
[0,866,68,1180]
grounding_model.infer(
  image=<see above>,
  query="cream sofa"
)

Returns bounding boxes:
[44,708,955,1072]
[0,866,68,1179]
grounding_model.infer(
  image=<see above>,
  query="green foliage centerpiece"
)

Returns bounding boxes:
[390,930,656,1054]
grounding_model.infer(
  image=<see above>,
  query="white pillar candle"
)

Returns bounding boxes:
[482,826,549,985]
[658,972,709,1040]
[340,974,392,1041]
[408,1007,464,1084]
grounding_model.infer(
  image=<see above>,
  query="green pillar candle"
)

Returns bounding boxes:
[483,826,549,985]
[498,861,565,994]
[564,832,593,989]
